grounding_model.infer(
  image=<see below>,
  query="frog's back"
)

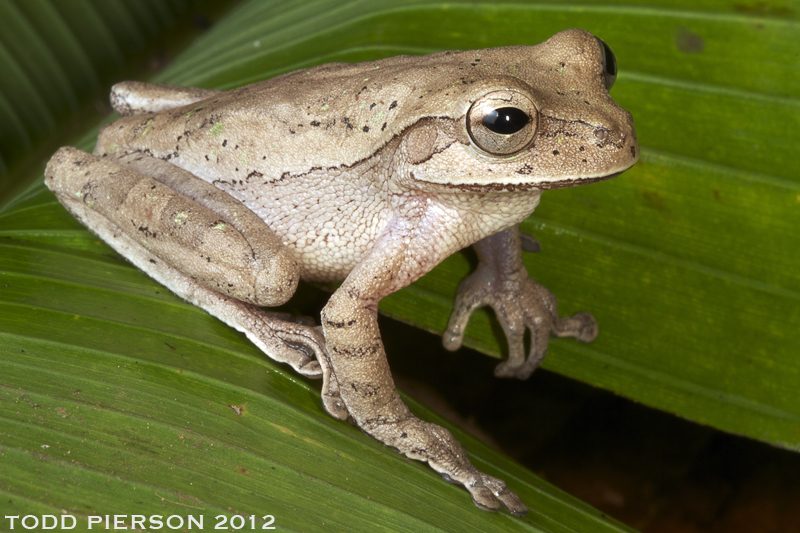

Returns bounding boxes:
[102,28,631,187]
[94,51,489,282]
[94,30,635,280]
[99,44,564,177]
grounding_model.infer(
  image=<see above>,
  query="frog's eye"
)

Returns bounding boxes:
[596,37,618,90]
[467,90,538,156]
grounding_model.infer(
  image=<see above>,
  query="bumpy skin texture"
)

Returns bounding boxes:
[44,29,638,515]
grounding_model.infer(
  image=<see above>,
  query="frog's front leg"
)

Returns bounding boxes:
[320,223,527,516]
[44,147,347,419]
[443,225,598,380]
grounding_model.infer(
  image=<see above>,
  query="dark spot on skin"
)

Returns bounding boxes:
[631,145,637,157]
[149,259,156,264]
[351,382,379,397]
[362,126,369,132]
[516,164,533,175]
[381,122,387,131]
[400,432,408,438]
[235,145,239,149]
[553,150,560,156]
[310,120,320,126]
[370,103,376,110]
[137,225,156,238]
[542,131,579,139]
[205,155,209,160]
[582,159,588,163]
[177,135,182,141]
[389,101,398,110]
[222,139,227,147]
[585,100,591,105]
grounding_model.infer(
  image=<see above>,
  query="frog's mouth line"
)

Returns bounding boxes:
[442,169,628,193]
[535,169,627,190]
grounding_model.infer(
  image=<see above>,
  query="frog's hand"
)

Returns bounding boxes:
[320,221,527,516]
[442,225,598,380]
[44,147,350,419]
[111,81,222,117]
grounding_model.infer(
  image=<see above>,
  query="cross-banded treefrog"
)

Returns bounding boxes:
[45,29,638,515]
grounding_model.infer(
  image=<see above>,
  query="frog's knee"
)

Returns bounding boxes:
[253,248,299,306]
[110,81,221,117]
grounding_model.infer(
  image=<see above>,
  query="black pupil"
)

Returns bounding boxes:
[600,39,617,77]
[482,107,529,135]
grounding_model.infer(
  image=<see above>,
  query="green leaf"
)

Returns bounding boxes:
[0,1,638,532]
[1,0,798,531]
[0,0,196,190]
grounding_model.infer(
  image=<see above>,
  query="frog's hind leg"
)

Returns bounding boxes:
[110,81,222,116]
[44,146,348,420]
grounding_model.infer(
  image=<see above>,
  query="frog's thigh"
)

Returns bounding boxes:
[44,146,325,379]
[107,149,298,308]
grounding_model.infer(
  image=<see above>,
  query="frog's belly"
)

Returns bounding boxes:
[210,173,393,282]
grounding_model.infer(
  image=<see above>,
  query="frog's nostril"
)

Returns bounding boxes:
[594,127,608,141]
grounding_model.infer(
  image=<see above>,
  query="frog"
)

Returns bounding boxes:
[44,28,638,516]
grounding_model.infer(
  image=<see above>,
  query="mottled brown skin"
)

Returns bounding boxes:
[44,29,637,515]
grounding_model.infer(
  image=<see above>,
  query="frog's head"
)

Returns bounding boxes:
[403,29,638,192]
